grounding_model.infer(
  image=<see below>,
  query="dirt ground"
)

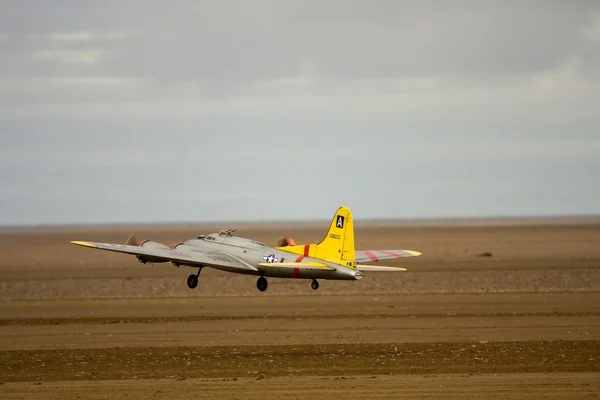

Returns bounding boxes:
[1,221,599,398]
[2,220,600,300]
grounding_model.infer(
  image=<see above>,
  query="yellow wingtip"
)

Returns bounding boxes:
[70,241,98,248]
[405,250,422,257]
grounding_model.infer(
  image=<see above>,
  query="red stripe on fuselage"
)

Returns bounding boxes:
[303,244,310,256]
[364,251,378,261]
[293,268,301,278]
[379,250,405,258]
[296,255,306,262]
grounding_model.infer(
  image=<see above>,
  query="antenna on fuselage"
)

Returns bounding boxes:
[219,229,236,237]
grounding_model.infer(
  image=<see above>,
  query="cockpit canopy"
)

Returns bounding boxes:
[201,229,235,242]
[193,229,267,248]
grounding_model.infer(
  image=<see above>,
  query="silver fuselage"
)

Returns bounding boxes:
[174,232,362,281]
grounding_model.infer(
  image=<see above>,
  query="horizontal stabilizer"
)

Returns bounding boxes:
[357,265,407,272]
[355,249,421,263]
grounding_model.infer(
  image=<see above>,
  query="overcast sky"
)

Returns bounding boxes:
[1,1,599,226]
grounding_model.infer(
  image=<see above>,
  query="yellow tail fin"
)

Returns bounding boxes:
[276,206,356,268]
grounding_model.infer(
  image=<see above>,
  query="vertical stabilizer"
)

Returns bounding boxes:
[275,206,356,268]
[314,206,355,267]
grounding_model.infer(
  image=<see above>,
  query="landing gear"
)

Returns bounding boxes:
[256,276,268,292]
[311,279,319,290]
[187,274,198,289]
[187,267,202,289]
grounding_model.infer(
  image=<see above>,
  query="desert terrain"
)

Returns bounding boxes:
[1,220,599,399]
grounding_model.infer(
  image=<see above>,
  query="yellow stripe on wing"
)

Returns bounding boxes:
[258,262,335,270]
[357,265,407,271]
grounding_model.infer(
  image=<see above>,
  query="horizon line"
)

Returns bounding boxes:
[1,213,600,231]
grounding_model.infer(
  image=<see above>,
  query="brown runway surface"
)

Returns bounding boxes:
[1,221,600,398]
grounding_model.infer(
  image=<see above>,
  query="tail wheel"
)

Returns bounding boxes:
[257,276,268,292]
[311,279,319,290]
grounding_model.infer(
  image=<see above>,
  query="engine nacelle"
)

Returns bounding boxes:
[132,238,170,264]
[275,236,296,247]
[137,239,169,249]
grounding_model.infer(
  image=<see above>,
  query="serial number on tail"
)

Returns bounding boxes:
[329,233,341,239]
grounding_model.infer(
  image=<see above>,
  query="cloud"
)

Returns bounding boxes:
[32,49,107,64]
[0,1,599,224]
[582,12,600,41]
[0,1,597,122]
[49,30,139,42]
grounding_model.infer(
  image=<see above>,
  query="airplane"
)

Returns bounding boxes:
[70,206,421,292]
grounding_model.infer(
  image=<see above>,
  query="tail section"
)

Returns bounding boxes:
[276,206,356,268]
[316,206,355,267]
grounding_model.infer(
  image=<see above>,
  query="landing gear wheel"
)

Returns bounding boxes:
[256,276,268,292]
[311,279,319,290]
[187,274,198,289]
[187,267,202,289]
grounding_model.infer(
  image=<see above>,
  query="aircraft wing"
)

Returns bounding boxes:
[355,249,421,263]
[70,241,257,271]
